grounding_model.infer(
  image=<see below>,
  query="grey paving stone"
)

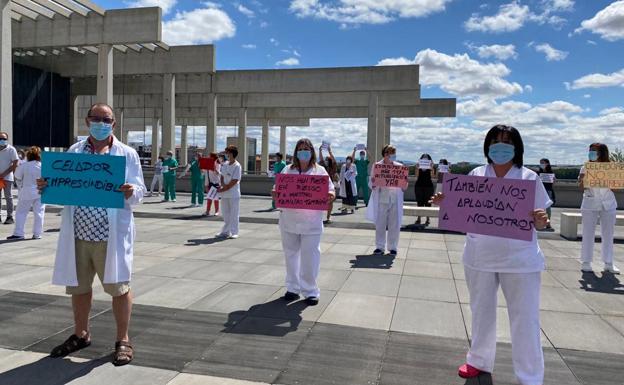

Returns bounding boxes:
[403,260,453,279]
[391,298,467,340]
[604,315,624,336]
[177,246,246,261]
[276,323,387,385]
[557,349,624,385]
[340,271,401,297]
[347,254,405,274]
[187,283,280,314]
[379,332,468,385]
[185,261,259,282]
[545,257,584,271]
[65,360,178,385]
[318,292,396,330]
[186,316,311,384]
[541,311,624,354]
[0,291,58,323]
[166,373,269,385]
[138,259,215,279]
[259,289,337,322]
[408,239,448,250]
[326,242,372,255]
[405,248,449,262]
[133,279,226,309]
[540,286,593,314]
[398,275,457,303]
[237,265,288,286]
[316,269,350,291]
[226,249,283,264]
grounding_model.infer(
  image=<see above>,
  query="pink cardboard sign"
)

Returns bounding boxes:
[372,163,409,189]
[439,173,537,241]
[275,173,330,210]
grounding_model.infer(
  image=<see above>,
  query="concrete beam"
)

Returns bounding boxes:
[12,7,162,48]
[385,98,457,118]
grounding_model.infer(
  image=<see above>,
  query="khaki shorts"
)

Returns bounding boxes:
[66,239,130,297]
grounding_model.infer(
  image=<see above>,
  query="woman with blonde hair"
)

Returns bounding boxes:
[8,146,46,240]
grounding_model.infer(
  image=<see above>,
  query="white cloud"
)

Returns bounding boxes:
[575,0,624,41]
[568,68,624,89]
[237,4,255,18]
[542,0,574,13]
[583,94,591,98]
[260,21,269,27]
[289,0,453,25]
[378,49,524,100]
[524,85,533,92]
[534,43,568,61]
[293,50,301,57]
[126,0,177,14]
[587,39,597,45]
[464,2,532,33]
[600,107,624,115]
[163,5,236,45]
[270,38,279,46]
[242,44,257,49]
[276,57,300,66]
[467,43,517,60]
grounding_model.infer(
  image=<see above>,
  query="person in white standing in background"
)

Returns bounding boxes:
[0,132,19,224]
[272,138,335,306]
[217,145,241,239]
[432,124,551,385]
[578,142,620,274]
[148,156,164,196]
[7,146,45,240]
[338,155,358,213]
[367,145,406,256]
[13,149,26,190]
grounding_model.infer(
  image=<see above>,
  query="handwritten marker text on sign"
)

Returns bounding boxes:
[275,173,330,211]
[438,173,537,241]
[583,162,624,190]
[372,163,409,189]
[41,152,127,209]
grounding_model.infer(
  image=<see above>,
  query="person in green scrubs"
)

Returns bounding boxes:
[352,146,372,206]
[271,152,287,210]
[162,150,178,202]
[180,151,205,206]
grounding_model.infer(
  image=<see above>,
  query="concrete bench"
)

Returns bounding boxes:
[560,212,624,240]
[403,206,440,217]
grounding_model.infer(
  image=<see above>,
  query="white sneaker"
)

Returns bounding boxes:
[581,262,593,272]
[229,234,239,239]
[604,264,621,274]
[215,232,229,238]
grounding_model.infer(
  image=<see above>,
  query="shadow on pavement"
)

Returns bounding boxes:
[185,237,228,246]
[0,355,109,385]
[350,254,396,269]
[464,373,494,384]
[579,271,623,294]
[223,298,308,337]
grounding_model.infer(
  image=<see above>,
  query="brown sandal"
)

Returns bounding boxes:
[50,334,91,358]
[113,340,133,366]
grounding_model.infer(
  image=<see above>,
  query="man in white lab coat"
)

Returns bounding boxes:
[39,103,145,366]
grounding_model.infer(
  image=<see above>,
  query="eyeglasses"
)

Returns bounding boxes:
[88,116,114,124]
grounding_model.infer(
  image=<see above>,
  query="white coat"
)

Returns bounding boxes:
[52,137,146,286]
[338,163,358,198]
[579,165,618,211]
[365,160,404,229]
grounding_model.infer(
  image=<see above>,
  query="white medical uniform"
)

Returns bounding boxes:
[278,164,335,298]
[219,160,241,236]
[338,163,358,198]
[366,160,404,252]
[150,160,164,194]
[13,160,45,237]
[579,165,618,265]
[462,164,551,385]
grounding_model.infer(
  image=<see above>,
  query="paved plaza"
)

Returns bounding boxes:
[0,194,623,385]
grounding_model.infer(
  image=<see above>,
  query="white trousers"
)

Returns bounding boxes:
[465,266,544,385]
[14,197,45,237]
[581,209,615,264]
[375,202,400,251]
[220,197,240,236]
[281,231,322,298]
[150,174,163,194]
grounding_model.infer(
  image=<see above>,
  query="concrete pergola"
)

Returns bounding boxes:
[5,2,456,174]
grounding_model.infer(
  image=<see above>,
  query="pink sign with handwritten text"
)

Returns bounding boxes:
[439,173,537,241]
[275,173,329,210]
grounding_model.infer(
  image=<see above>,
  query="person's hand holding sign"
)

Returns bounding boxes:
[430,192,444,206]
[118,184,135,200]
[531,209,549,230]
[36,178,48,194]
[328,191,336,203]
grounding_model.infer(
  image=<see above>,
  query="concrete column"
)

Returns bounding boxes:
[384,116,391,146]
[261,119,270,174]
[205,93,217,154]
[376,107,386,159]
[117,108,125,142]
[280,125,287,157]
[180,124,188,166]
[367,93,379,161]
[71,95,79,142]
[0,0,12,140]
[151,116,160,165]
[162,73,176,153]
[238,107,247,172]
[96,44,113,106]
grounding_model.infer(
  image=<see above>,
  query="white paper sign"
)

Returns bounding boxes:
[345,169,355,179]
[540,173,555,183]
[206,186,218,200]
[438,164,449,173]
[321,140,330,150]
[162,166,169,173]
[419,160,432,170]
[355,144,366,151]
[268,170,275,178]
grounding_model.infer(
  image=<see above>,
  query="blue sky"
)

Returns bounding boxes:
[99,0,624,165]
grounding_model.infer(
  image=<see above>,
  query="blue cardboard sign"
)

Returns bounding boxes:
[41,152,126,209]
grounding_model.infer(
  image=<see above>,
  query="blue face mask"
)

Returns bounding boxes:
[297,150,311,162]
[89,122,113,141]
[389,154,397,162]
[488,143,515,165]
[588,150,598,161]
[0,139,7,146]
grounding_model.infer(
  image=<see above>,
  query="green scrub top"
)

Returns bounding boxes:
[355,158,369,178]
[163,157,178,176]
[190,159,203,178]
[273,160,287,175]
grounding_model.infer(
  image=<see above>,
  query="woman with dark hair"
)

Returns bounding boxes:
[414,153,437,226]
[8,146,46,240]
[338,155,358,213]
[216,145,242,239]
[273,138,336,306]
[432,124,551,385]
[578,143,619,274]
[319,145,338,224]
[537,158,555,230]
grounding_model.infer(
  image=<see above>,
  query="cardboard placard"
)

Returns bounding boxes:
[355,144,366,151]
[583,162,624,190]
[438,173,537,241]
[539,173,555,183]
[41,152,126,209]
[372,163,409,189]
[275,173,329,210]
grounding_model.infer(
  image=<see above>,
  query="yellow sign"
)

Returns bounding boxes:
[583,162,624,189]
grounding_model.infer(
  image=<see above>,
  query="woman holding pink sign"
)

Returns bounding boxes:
[431,125,551,385]
[273,138,336,306]
[367,144,406,256]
